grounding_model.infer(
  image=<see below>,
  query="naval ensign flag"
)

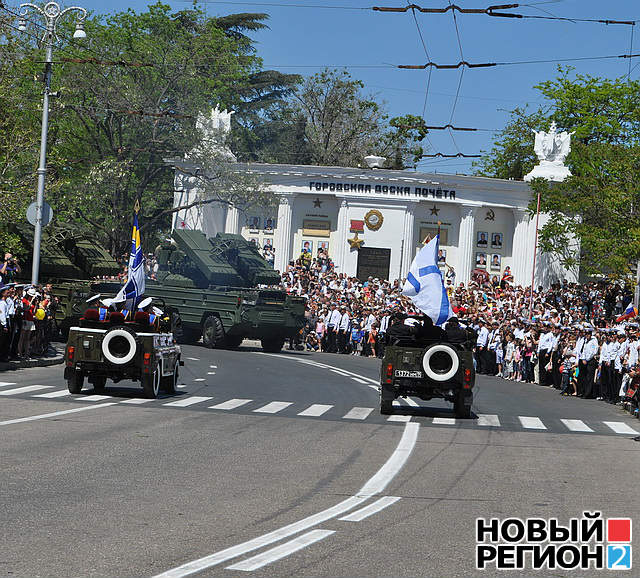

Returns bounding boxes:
[114,202,145,305]
[402,235,453,326]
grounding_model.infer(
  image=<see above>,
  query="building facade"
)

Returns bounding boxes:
[172,162,578,287]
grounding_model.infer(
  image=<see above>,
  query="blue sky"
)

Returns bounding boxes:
[37,1,640,174]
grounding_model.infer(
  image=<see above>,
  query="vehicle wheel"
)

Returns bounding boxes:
[380,384,394,415]
[261,338,285,353]
[202,316,224,349]
[225,335,243,349]
[163,360,179,394]
[92,376,107,393]
[67,369,84,394]
[454,391,472,418]
[169,311,183,342]
[142,362,161,399]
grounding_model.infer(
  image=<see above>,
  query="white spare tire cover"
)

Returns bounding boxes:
[102,328,137,365]
[422,344,459,382]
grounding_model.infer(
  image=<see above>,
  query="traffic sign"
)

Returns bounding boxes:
[26,201,53,227]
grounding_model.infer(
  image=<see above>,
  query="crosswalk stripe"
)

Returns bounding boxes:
[120,398,154,404]
[163,396,213,407]
[561,419,594,432]
[476,414,501,427]
[225,529,335,572]
[0,382,17,387]
[0,385,52,396]
[339,496,401,522]
[603,421,640,435]
[253,401,292,414]
[33,389,71,399]
[297,404,332,417]
[209,398,252,410]
[343,407,374,420]
[77,394,113,402]
[433,417,456,425]
[518,416,547,430]
[387,414,412,422]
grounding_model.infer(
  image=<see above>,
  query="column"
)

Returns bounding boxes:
[457,204,476,285]
[511,208,532,286]
[274,194,295,272]
[400,202,417,278]
[224,204,239,234]
[334,199,349,272]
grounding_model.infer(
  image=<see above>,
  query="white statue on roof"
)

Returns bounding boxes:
[193,104,236,162]
[525,121,574,182]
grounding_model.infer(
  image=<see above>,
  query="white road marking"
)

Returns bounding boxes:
[152,422,420,578]
[330,368,350,377]
[0,403,116,426]
[403,397,420,407]
[433,417,456,425]
[0,385,53,396]
[210,365,217,369]
[0,381,16,387]
[209,399,252,410]
[186,357,200,361]
[225,530,335,572]
[297,404,332,417]
[387,414,411,422]
[339,496,401,522]
[207,372,216,375]
[476,414,501,427]
[77,394,113,402]
[343,407,374,420]
[253,401,292,414]
[351,377,369,384]
[33,389,71,399]
[177,385,187,389]
[518,416,547,430]
[194,378,206,382]
[120,398,154,404]
[604,421,640,435]
[561,419,594,433]
[164,396,213,407]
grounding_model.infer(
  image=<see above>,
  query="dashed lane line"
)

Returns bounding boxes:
[476,414,500,427]
[518,416,547,430]
[0,385,52,396]
[604,421,639,435]
[561,419,594,433]
[225,530,335,572]
[76,394,113,402]
[0,402,116,426]
[209,399,252,411]
[164,396,213,408]
[339,496,402,522]
[343,407,374,420]
[33,389,71,399]
[253,401,293,414]
[0,381,16,387]
[387,415,411,422]
[152,422,420,577]
[120,398,154,404]
[297,404,332,417]
[432,417,456,425]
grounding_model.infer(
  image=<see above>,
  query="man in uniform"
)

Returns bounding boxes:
[475,319,489,374]
[337,306,350,354]
[537,323,555,386]
[579,327,599,399]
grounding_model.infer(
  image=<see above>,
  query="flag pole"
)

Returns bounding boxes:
[528,188,542,320]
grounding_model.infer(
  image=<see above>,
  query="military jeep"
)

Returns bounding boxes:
[64,306,183,399]
[380,334,475,418]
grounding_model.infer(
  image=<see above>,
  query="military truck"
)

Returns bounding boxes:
[64,305,182,399]
[380,320,475,417]
[145,229,305,353]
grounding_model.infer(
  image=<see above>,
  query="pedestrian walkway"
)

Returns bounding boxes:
[0,381,636,437]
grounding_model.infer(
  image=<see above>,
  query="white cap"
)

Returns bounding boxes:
[27,288,37,297]
[152,306,163,316]
[137,296,152,310]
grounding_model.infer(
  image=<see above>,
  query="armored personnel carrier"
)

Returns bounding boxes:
[146,230,305,352]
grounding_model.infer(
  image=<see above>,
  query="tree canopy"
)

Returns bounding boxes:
[475,68,640,278]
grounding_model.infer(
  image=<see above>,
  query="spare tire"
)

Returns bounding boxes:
[102,327,138,365]
[422,344,459,382]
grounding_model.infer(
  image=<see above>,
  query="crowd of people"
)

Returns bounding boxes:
[281,250,640,415]
[0,253,59,362]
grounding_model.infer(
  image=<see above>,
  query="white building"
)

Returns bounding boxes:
[172,161,578,287]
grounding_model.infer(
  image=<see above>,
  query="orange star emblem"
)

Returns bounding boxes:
[348,232,365,250]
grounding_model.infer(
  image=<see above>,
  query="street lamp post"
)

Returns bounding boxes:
[17,1,87,285]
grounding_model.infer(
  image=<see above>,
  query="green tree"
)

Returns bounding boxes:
[476,68,640,277]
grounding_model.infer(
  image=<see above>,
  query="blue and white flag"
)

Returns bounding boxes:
[115,203,145,306]
[402,235,452,326]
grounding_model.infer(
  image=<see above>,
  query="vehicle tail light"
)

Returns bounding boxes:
[66,346,75,367]
[237,296,242,307]
[385,363,393,384]
[143,352,151,373]
[463,368,472,389]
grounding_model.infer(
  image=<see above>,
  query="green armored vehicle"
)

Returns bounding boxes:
[146,229,305,353]
[64,305,182,399]
[380,316,475,417]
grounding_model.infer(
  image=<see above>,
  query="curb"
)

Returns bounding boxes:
[0,343,65,372]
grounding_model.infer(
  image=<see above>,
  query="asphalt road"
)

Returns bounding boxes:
[1,343,639,577]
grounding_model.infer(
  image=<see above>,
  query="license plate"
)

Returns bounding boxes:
[394,370,423,378]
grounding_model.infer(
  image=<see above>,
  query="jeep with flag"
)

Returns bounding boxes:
[379,235,475,417]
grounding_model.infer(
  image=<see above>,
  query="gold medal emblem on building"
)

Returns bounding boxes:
[364,209,383,231]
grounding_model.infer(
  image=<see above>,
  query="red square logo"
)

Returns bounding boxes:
[608,519,632,543]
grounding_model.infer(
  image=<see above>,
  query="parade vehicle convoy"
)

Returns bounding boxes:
[11,225,306,353]
[64,300,182,399]
[380,319,475,417]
